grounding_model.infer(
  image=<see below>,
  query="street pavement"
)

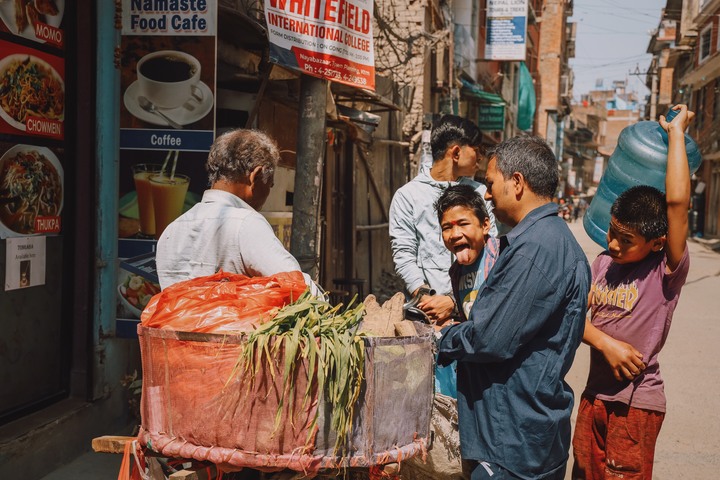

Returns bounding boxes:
[40,219,720,479]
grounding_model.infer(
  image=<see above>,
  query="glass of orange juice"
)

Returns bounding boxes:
[132,164,162,236]
[149,173,190,239]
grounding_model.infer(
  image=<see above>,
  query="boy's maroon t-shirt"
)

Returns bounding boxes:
[584,245,690,412]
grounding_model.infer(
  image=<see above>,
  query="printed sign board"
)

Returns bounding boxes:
[477,104,505,131]
[119,0,217,152]
[0,143,64,239]
[0,40,65,140]
[0,0,65,47]
[264,0,376,90]
[5,236,46,291]
[484,0,528,61]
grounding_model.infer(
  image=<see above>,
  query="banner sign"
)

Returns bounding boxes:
[264,0,376,90]
[484,0,528,61]
[477,104,505,131]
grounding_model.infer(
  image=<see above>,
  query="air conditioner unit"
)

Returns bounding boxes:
[560,75,571,98]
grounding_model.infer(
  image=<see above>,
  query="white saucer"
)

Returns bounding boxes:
[123,80,214,127]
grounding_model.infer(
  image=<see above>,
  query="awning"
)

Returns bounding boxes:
[332,83,401,112]
[336,104,381,133]
[517,62,536,131]
[460,78,505,105]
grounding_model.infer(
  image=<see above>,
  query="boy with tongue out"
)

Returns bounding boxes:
[436,184,500,321]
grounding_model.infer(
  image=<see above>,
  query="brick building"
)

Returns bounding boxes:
[536,0,575,155]
[655,0,720,237]
[565,82,641,195]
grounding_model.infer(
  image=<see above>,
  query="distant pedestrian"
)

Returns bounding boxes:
[573,201,580,222]
[572,105,695,479]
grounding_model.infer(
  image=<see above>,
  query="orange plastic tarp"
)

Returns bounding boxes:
[141,270,307,333]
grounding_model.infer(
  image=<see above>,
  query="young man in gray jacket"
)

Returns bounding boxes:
[389,115,496,325]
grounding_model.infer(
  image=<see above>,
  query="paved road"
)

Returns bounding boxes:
[564,220,720,479]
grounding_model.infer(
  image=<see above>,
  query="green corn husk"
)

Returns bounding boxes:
[230,290,365,457]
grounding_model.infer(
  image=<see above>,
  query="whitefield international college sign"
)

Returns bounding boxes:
[484,0,528,61]
[264,0,376,90]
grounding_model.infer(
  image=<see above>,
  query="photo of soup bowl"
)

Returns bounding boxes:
[136,50,202,110]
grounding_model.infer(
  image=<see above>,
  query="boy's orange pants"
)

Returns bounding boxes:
[571,395,664,480]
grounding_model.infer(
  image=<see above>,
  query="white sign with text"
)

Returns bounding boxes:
[5,236,46,291]
[484,0,528,61]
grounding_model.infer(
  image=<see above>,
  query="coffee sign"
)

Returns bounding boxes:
[119,0,217,151]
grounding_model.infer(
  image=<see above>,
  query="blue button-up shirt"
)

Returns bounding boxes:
[438,202,590,479]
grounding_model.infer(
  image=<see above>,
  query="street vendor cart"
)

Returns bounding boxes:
[100,271,435,479]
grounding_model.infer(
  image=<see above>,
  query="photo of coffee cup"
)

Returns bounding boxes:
[136,50,202,110]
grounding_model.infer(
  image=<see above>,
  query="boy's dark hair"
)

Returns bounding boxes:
[431,115,483,162]
[435,184,489,224]
[611,185,668,240]
[488,136,558,199]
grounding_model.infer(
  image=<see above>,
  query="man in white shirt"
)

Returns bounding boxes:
[156,129,316,292]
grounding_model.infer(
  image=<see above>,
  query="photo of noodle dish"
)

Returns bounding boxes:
[0,145,63,236]
[0,54,64,131]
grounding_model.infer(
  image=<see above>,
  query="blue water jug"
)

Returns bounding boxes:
[583,108,702,248]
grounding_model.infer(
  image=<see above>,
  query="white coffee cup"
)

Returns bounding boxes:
[136,50,202,110]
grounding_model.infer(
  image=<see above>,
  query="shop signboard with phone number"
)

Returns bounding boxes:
[263,0,376,90]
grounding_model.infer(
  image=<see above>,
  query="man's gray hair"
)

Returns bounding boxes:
[488,136,559,199]
[206,129,279,185]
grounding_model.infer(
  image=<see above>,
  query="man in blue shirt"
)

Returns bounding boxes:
[437,136,590,479]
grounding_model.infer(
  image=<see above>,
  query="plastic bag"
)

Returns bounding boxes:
[435,360,457,398]
[399,394,468,480]
[141,270,308,333]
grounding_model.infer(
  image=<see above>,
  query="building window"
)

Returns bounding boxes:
[699,24,712,63]
[714,79,720,122]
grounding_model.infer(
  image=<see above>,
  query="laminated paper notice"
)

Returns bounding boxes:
[5,236,46,291]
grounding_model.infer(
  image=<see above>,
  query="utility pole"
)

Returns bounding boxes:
[629,63,658,120]
[649,69,658,120]
[290,75,328,280]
